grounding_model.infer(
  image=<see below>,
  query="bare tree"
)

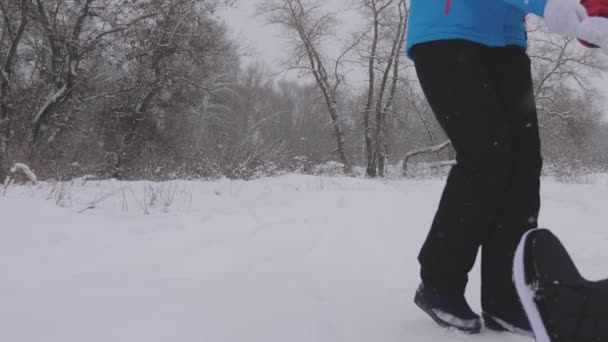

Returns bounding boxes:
[257,0,355,174]
[359,0,392,176]
[0,0,244,180]
[528,19,607,120]
[369,0,407,176]
[0,0,29,181]
[527,17,608,166]
[348,0,408,177]
[103,0,240,178]
[28,0,155,146]
[1,0,606,181]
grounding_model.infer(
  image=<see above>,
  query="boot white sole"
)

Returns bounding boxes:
[513,228,551,342]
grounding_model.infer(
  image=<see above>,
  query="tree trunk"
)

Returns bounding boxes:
[328,103,352,175]
[288,0,352,174]
[0,128,7,182]
[0,82,10,182]
[364,9,380,177]
[377,134,387,177]
[0,0,29,180]
[369,0,406,177]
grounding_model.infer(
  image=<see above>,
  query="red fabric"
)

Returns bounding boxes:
[445,0,452,15]
[581,0,608,17]
[579,0,608,47]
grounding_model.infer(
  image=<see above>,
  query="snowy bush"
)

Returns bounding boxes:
[9,163,37,184]
[403,161,452,179]
[384,162,405,179]
[542,160,608,184]
[47,181,73,208]
[350,166,367,178]
[313,161,346,177]
[251,162,287,180]
[290,155,313,174]
[3,163,38,196]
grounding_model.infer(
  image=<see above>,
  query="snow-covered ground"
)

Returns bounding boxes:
[2,175,607,342]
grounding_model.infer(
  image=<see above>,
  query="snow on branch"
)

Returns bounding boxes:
[3,163,37,196]
[33,84,67,126]
[402,140,454,174]
[404,140,452,162]
[427,160,457,169]
[10,163,37,183]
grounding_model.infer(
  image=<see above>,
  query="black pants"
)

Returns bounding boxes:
[411,40,543,316]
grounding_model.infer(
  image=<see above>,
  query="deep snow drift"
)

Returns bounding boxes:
[1,175,607,342]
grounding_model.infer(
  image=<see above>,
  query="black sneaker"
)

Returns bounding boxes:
[482,311,533,337]
[414,283,482,333]
[513,228,608,342]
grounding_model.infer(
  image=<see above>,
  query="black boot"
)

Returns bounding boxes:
[514,228,608,342]
[414,284,482,333]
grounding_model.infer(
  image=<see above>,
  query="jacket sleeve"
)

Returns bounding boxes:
[502,0,548,17]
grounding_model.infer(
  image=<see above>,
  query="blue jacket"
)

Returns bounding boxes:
[406,0,548,55]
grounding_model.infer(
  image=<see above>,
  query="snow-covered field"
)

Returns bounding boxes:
[2,175,607,342]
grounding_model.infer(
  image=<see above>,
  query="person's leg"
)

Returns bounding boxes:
[411,40,513,296]
[481,46,543,320]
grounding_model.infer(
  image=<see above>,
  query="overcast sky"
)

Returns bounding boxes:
[219,0,368,85]
[219,1,608,119]
[219,1,282,68]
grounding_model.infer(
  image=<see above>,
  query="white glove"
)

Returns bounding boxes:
[577,17,608,54]
[544,0,589,36]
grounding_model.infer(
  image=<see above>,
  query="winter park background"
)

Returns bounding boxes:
[1,1,608,342]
